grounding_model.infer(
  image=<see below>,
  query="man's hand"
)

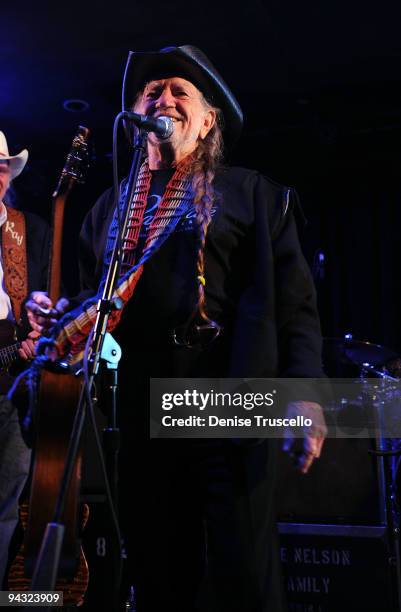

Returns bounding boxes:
[25,291,70,334]
[18,329,40,361]
[283,401,327,474]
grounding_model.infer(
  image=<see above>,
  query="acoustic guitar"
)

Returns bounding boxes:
[8,126,90,607]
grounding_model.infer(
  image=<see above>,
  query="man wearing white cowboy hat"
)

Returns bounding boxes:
[27,46,326,610]
[0,131,29,184]
[0,130,50,587]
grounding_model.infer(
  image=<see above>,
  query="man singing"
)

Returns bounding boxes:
[27,46,326,611]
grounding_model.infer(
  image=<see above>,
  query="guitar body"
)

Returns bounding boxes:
[0,318,18,346]
[8,369,89,606]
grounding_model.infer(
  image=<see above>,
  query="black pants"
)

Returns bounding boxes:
[119,437,285,612]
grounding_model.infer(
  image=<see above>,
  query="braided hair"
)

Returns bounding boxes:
[185,102,224,335]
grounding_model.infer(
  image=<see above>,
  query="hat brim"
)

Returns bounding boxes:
[1,149,29,179]
[122,46,243,147]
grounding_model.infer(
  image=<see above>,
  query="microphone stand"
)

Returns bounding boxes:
[27,129,148,609]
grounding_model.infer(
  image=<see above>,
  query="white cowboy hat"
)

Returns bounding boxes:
[0,131,28,179]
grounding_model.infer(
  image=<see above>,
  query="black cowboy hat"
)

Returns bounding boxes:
[122,45,243,146]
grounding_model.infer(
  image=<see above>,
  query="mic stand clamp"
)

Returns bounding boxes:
[100,332,122,509]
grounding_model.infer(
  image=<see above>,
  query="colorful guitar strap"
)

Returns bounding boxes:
[38,158,194,361]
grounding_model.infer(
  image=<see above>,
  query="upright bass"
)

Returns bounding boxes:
[8,127,90,607]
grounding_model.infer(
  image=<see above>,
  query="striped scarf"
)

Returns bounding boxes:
[44,158,194,360]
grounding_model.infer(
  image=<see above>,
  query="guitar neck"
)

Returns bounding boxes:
[0,341,21,369]
[47,125,90,304]
[48,192,70,303]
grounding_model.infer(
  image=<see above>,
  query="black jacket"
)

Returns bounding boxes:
[77,167,323,381]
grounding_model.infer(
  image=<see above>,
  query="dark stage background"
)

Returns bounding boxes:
[4,4,401,610]
[3,0,401,353]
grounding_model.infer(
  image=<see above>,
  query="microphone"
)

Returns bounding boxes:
[123,112,174,139]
